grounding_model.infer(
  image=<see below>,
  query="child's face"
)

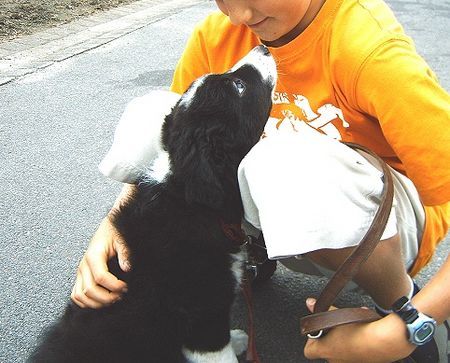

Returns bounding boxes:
[215,0,312,45]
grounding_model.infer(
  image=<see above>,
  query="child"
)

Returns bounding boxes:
[72,0,450,361]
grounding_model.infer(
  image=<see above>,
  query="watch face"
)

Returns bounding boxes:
[413,322,436,344]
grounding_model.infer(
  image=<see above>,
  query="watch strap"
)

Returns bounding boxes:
[393,296,419,324]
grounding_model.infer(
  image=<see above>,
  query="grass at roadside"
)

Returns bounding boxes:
[0,0,138,42]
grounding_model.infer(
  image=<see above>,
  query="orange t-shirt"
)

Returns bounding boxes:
[170,0,450,275]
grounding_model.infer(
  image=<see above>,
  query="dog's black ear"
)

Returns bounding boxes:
[162,113,229,210]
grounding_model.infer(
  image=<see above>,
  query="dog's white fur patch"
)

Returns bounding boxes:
[182,330,247,363]
[179,75,208,108]
[229,47,277,86]
[230,251,245,290]
[230,329,248,356]
[183,341,238,363]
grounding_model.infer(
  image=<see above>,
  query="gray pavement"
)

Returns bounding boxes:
[0,0,449,362]
[0,0,205,85]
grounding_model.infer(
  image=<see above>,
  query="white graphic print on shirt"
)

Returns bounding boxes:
[266,91,349,140]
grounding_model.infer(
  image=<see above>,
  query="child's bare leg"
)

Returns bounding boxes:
[305,234,411,309]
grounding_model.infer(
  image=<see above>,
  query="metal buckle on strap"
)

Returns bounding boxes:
[243,235,270,282]
[245,235,268,265]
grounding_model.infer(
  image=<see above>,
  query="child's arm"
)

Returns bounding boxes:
[71,184,133,308]
[304,253,450,362]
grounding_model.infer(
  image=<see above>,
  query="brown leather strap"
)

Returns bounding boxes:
[300,142,394,336]
[300,308,381,336]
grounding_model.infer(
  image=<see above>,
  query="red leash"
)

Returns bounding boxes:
[220,220,262,363]
[242,275,261,363]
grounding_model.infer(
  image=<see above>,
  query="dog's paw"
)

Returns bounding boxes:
[230,329,248,356]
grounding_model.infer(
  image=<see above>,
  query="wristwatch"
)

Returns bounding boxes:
[392,296,437,346]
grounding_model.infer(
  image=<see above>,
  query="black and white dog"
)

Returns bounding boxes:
[30,45,276,363]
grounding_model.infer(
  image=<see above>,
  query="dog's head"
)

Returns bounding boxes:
[162,45,276,211]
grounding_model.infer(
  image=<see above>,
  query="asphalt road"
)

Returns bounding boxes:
[0,1,449,362]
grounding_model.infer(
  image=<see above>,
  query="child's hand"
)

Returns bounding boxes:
[303,298,415,362]
[71,217,130,309]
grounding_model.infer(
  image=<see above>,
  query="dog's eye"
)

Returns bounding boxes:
[233,79,246,96]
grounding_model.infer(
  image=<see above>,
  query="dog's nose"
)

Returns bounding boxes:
[261,45,270,56]
[256,45,270,56]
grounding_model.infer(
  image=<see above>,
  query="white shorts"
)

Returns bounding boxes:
[238,122,425,272]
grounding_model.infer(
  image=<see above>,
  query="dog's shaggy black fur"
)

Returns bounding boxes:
[30,46,275,363]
